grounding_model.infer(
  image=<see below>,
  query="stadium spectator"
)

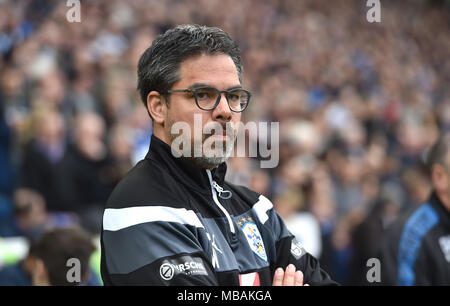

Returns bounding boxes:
[348,182,403,285]
[55,112,114,233]
[380,134,450,285]
[19,109,66,212]
[12,188,78,242]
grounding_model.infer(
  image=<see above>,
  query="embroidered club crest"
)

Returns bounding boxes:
[241,221,268,262]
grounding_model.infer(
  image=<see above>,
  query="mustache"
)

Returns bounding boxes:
[202,122,237,140]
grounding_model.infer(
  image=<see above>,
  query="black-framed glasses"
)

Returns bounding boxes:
[165,86,251,112]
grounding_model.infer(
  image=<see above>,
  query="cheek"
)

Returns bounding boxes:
[168,95,198,120]
[445,176,450,192]
[180,111,208,141]
[232,112,241,122]
[231,114,241,133]
[436,175,449,193]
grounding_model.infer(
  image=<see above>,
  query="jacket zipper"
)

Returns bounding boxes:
[206,170,235,234]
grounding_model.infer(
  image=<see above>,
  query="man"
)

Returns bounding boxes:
[100,24,336,286]
[380,134,450,285]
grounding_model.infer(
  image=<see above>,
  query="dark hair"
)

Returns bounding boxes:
[425,133,450,174]
[137,24,243,112]
[29,227,95,286]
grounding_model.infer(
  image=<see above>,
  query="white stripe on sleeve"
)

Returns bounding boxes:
[103,206,205,231]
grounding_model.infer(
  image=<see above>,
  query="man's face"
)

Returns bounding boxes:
[164,53,242,169]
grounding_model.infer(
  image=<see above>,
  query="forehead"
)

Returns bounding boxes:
[176,53,240,88]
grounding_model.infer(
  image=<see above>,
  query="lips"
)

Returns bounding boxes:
[203,133,231,143]
[202,125,234,141]
[207,134,230,141]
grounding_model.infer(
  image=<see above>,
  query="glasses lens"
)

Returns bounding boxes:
[227,89,249,112]
[195,87,219,110]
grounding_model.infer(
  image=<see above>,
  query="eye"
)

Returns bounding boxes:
[196,88,215,100]
[228,93,240,101]
[228,90,245,102]
[197,92,209,99]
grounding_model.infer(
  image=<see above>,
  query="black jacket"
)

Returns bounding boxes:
[101,135,336,286]
[56,144,114,212]
[380,192,450,285]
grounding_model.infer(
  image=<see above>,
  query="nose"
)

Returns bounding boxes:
[212,92,232,122]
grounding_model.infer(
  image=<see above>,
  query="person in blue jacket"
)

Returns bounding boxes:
[381,134,450,285]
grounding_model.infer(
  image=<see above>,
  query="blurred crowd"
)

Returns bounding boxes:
[1,0,450,285]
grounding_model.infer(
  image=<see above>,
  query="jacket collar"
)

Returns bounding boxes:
[145,134,227,194]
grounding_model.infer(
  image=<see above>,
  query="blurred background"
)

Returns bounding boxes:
[0,0,449,285]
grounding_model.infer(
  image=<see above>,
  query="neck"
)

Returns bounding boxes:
[153,128,172,147]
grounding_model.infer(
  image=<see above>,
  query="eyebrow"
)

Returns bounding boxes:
[187,83,243,91]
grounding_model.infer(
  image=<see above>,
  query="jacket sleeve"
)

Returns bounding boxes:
[256,197,338,286]
[101,206,218,286]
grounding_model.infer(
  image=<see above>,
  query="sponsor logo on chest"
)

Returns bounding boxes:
[159,256,208,281]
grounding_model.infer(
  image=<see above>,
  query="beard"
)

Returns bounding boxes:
[168,117,236,169]
[189,133,235,169]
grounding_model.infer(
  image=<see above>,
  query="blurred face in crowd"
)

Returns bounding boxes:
[36,111,65,146]
[13,188,47,241]
[273,190,303,220]
[74,112,106,161]
[148,53,242,169]
[0,67,23,97]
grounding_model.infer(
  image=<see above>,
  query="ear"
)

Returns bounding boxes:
[146,91,167,126]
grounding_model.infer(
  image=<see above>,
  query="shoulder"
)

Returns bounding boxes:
[396,203,440,254]
[103,159,203,234]
[106,158,187,210]
[392,203,440,285]
[385,203,438,239]
[399,203,439,240]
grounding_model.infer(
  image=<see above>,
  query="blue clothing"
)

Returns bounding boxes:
[381,192,450,285]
